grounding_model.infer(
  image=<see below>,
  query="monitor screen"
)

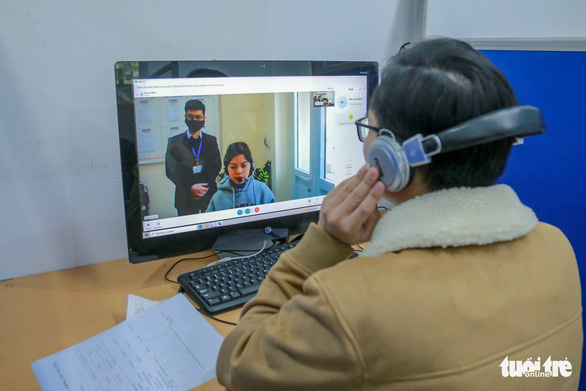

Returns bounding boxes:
[115,60,379,263]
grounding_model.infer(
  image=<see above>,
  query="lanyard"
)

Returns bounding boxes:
[191,138,203,159]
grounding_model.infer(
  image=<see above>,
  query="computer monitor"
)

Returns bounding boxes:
[115,60,379,263]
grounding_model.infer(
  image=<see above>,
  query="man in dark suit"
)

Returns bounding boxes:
[165,99,221,215]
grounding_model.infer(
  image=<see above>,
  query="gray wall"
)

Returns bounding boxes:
[425,0,586,38]
[0,0,416,279]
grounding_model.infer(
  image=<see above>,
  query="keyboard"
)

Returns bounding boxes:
[177,241,299,315]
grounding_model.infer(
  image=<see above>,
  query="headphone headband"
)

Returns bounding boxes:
[368,105,545,191]
[403,105,545,167]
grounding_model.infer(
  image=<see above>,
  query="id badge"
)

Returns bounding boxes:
[192,158,203,174]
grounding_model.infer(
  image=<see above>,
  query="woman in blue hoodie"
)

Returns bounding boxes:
[206,142,276,212]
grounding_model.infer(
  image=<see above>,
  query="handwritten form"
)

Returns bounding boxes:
[32,294,224,391]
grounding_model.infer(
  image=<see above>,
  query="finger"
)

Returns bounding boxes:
[346,180,385,230]
[326,165,369,204]
[336,166,380,216]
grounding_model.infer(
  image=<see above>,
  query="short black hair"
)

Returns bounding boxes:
[185,99,206,115]
[369,38,519,190]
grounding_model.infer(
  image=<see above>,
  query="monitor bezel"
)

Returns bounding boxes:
[115,60,379,263]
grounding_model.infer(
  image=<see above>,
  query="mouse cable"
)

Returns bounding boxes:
[195,306,237,326]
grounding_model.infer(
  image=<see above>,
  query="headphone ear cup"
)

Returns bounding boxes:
[249,158,255,178]
[367,134,411,192]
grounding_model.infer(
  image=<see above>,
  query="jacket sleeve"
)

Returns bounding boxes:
[165,137,188,187]
[216,224,361,391]
[165,135,198,190]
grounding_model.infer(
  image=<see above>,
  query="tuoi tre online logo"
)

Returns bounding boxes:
[500,356,572,378]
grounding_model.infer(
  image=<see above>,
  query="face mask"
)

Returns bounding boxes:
[186,119,205,133]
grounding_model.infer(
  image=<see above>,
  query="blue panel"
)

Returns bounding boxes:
[482,49,586,386]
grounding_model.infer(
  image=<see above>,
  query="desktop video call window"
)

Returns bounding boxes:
[132,75,368,239]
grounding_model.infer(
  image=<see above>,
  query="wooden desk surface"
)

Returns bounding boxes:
[0,254,240,390]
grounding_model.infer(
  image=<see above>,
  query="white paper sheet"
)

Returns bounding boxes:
[32,294,224,391]
[123,294,161,320]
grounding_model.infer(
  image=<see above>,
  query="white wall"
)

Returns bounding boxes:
[426,0,586,39]
[0,0,415,279]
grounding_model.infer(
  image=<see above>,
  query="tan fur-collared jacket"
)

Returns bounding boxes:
[217,185,583,390]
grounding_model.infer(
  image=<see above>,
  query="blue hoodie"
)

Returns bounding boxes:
[206,176,276,212]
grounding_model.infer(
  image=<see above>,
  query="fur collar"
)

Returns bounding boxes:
[362,185,538,257]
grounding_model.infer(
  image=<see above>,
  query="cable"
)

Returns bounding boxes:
[194,307,237,326]
[206,240,269,268]
[177,286,238,326]
[164,253,219,284]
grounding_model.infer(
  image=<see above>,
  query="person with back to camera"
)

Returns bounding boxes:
[165,99,221,215]
[215,38,583,390]
[206,142,276,212]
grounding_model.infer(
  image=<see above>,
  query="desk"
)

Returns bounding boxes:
[0,254,239,390]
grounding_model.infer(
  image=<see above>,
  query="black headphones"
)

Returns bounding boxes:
[367,105,545,192]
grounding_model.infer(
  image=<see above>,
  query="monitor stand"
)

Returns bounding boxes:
[212,226,289,258]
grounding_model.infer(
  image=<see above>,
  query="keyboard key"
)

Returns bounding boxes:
[202,291,220,300]
[239,283,262,297]
[208,298,221,306]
